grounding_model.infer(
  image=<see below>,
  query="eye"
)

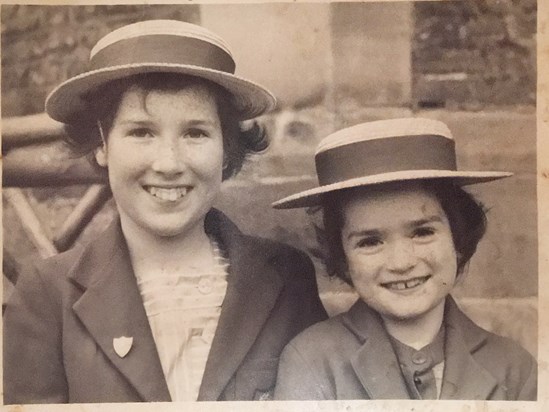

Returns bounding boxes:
[185,128,209,139]
[356,236,383,249]
[413,227,436,240]
[128,128,154,139]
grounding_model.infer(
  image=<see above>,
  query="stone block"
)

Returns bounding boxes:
[200,3,332,109]
[330,2,413,107]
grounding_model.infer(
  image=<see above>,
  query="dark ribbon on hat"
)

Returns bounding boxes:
[315,135,457,186]
[90,35,236,74]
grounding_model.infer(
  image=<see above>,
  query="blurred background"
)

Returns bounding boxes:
[2,1,537,356]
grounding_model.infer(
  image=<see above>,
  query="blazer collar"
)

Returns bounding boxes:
[342,300,410,399]
[198,210,284,400]
[69,218,171,401]
[342,296,498,400]
[440,297,498,399]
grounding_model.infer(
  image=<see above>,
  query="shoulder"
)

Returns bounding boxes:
[14,245,84,293]
[9,218,121,305]
[448,299,535,371]
[448,301,537,398]
[276,315,351,400]
[475,328,537,400]
[208,209,315,278]
[234,230,316,282]
[246,234,312,265]
[284,313,356,357]
[476,327,536,375]
[34,244,86,277]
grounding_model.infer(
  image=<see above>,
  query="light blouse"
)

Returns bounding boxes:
[135,240,229,401]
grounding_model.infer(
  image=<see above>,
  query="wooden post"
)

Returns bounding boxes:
[53,185,111,252]
[2,113,64,149]
[3,141,106,187]
[3,188,58,258]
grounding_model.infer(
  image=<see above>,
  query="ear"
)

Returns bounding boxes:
[95,145,108,167]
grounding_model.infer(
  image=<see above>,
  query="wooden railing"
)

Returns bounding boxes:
[3,113,112,271]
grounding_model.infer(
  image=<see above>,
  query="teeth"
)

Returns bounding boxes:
[384,276,429,291]
[394,282,406,290]
[146,186,188,201]
[405,278,422,288]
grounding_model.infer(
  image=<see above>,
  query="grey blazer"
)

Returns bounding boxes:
[4,209,327,403]
[275,297,536,400]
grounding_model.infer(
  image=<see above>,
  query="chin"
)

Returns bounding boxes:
[154,225,193,238]
[379,304,433,323]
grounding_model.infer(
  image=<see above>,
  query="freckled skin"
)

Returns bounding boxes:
[96,83,224,241]
[341,184,458,326]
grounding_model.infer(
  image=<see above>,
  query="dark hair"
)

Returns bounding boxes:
[317,179,487,284]
[63,72,268,181]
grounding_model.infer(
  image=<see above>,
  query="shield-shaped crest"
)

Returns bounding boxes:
[113,336,133,358]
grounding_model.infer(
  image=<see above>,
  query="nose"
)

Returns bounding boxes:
[151,136,186,176]
[386,239,416,274]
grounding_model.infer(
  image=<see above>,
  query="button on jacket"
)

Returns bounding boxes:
[4,209,327,403]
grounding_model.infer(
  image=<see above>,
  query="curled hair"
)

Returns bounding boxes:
[317,179,487,285]
[62,72,268,181]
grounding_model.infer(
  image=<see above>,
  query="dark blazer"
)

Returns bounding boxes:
[4,209,327,404]
[275,297,536,400]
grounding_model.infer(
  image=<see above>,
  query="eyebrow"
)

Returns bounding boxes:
[409,215,444,227]
[186,119,219,128]
[345,229,382,241]
[345,215,444,240]
[116,119,153,127]
[116,118,219,127]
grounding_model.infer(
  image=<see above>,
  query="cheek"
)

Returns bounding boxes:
[106,149,144,179]
[424,239,458,282]
[346,252,381,284]
[189,142,224,177]
[433,237,458,264]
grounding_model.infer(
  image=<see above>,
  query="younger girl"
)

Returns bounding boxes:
[273,118,536,400]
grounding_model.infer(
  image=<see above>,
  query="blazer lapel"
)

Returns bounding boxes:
[440,297,498,400]
[344,301,410,399]
[70,220,171,402]
[198,211,283,400]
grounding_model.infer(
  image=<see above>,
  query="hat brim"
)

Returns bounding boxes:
[45,63,276,123]
[272,170,513,209]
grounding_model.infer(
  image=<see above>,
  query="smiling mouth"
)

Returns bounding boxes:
[381,275,431,291]
[144,186,190,201]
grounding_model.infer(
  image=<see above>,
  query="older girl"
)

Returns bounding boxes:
[273,118,536,400]
[3,20,326,404]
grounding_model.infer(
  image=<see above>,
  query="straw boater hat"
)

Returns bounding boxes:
[273,117,512,209]
[45,20,276,123]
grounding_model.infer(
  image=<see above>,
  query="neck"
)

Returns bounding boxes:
[381,300,445,350]
[120,215,215,274]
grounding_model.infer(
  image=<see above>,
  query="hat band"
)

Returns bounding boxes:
[315,134,457,185]
[90,35,236,74]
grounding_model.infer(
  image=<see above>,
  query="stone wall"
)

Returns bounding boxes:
[413,0,536,109]
[2,2,537,356]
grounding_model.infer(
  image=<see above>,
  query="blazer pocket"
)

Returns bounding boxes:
[235,358,279,401]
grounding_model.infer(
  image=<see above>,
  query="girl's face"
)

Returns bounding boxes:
[96,83,224,239]
[341,183,458,325]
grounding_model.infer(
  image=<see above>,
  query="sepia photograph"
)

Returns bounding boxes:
[1,1,546,411]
